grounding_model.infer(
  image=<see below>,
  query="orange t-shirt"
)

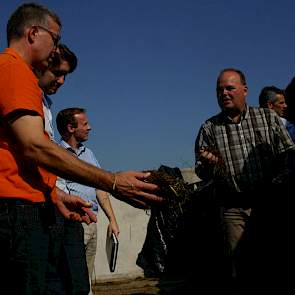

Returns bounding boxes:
[0,48,57,202]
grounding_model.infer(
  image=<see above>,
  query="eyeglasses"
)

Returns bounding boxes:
[35,25,61,47]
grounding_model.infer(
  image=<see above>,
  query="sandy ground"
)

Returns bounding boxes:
[93,277,159,295]
[92,277,186,295]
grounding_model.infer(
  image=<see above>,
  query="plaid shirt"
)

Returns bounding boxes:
[195,105,295,193]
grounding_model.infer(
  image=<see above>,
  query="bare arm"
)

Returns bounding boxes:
[9,114,162,208]
[96,189,120,236]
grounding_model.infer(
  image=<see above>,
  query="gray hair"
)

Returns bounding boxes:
[6,2,61,45]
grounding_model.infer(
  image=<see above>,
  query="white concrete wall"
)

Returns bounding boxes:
[92,197,149,282]
[92,167,200,282]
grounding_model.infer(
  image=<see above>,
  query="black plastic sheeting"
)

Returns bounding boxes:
[136,165,224,280]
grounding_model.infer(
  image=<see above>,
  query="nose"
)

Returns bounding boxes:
[218,88,228,97]
[222,88,230,96]
[51,46,58,56]
[57,75,65,85]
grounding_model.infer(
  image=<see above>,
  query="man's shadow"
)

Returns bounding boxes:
[234,142,295,293]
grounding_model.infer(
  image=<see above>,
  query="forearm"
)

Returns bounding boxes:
[97,190,117,222]
[11,115,114,192]
[38,142,114,192]
[56,186,67,201]
[195,133,217,181]
[9,114,162,209]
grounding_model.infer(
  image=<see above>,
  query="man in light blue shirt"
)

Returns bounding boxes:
[259,85,295,141]
[56,107,120,295]
[258,86,288,123]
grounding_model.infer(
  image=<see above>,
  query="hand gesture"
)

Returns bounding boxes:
[112,171,163,209]
[55,188,97,224]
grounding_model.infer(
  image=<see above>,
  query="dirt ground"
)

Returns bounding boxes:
[92,277,186,295]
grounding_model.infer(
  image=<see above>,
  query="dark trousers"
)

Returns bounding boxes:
[0,199,51,295]
[46,209,66,295]
[0,199,89,295]
[46,211,89,295]
[62,220,90,295]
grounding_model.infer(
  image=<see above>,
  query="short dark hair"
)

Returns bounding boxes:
[58,44,78,73]
[56,108,86,136]
[6,2,61,45]
[217,68,247,87]
[259,86,285,108]
[48,43,78,72]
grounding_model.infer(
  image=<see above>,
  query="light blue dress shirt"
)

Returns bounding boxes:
[56,140,101,213]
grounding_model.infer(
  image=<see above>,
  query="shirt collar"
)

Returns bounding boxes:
[42,94,53,108]
[59,139,85,155]
[221,104,249,123]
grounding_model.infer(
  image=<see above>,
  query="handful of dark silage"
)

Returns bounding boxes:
[145,169,195,213]
[199,146,227,179]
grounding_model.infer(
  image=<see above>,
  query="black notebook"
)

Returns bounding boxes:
[105,233,119,272]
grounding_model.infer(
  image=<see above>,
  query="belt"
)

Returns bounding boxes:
[0,198,55,224]
[0,198,46,207]
[220,192,252,208]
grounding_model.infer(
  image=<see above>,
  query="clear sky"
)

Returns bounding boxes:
[1,0,295,172]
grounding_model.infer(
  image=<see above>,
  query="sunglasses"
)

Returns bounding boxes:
[35,25,61,47]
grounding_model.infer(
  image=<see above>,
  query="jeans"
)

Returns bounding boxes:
[45,210,90,295]
[61,220,90,295]
[0,199,51,295]
[46,208,66,295]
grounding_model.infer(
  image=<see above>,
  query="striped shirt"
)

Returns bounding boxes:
[56,140,101,212]
[195,105,295,193]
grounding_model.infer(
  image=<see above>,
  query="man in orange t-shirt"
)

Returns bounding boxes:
[0,4,62,294]
[0,3,161,294]
[0,47,57,202]
[0,4,95,294]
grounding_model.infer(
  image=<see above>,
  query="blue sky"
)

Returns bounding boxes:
[1,0,295,172]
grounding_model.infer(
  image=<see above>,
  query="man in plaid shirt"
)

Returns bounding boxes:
[195,68,295,293]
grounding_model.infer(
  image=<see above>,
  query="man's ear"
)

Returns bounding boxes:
[67,123,75,133]
[267,101,274,109]
[243,85,248,96]
[27,26,38,45]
